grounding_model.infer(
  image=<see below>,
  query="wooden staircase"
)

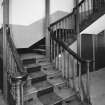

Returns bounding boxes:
[18,29,76,56]
[20,53,87,105]
[3,0,105,105]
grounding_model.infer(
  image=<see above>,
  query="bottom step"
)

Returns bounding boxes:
[64,96,83,105]
[39,92,62,105]
[55,86,75,101]
[24,97,43,105]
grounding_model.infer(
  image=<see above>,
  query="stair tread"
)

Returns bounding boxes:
[55,86,75,100]
[64,98,83,105]
[24,86,37,96]
[42,66,61,76]
[24,97,43,105]
[24,61,51,68]
[36,57,50,64]
[48,75,65,86]
[29,71,46,79]
[21,53,45,60]
[33,49,46,51]
[24,80,53,98]
[33,80,52,91]
[39,92,62,105]
[64,95,89,105]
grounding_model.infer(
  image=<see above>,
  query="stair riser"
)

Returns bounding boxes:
[37,87,53,97]
[24,85,54,102]
[53,83,66,91]
[36,58,49,64]
[53,101,62,105]
[24,92,37,102]
[24,86,54,102]
[38,45,45,49]
[32,50,46,55]
[47,71,62,79]
[31,75,47,84]
[27,66,41,73]
[23,59,36,65]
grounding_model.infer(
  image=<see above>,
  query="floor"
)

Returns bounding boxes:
[89,68,105,105]
[0,91,7,105]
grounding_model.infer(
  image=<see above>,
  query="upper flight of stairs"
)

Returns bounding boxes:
[20,52,88,105]
[17,29,76,56]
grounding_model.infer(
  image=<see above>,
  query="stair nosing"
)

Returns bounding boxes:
[24,88,37,97]
[35,84,53,92]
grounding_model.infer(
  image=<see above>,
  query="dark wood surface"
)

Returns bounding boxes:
[81,32,105,71]
[0,29,3,91]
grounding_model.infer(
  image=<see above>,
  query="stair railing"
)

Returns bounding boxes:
[49,0,93,63]
[5,25,27,105]
[49,1,105,103]
[49,0,92,34]
[49,28,92,104]
[50,0,105,35]
[77,0,105,30]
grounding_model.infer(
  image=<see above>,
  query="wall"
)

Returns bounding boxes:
[9,0,74,48]
[70,14,105,53]
[10,11,69,48]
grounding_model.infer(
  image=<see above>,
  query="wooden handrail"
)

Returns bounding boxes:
[6,25,27,74]
[50,29,92,64]
[74,0,85,10]
[5,25,27,105]
[50,0,85,27]
[50,11,74,27]
[49,29,92,103]
[48,0,103,103]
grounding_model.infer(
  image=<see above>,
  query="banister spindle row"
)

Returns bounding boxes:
[78,0,105,27]
[49,29,92,103]
[5,25,27,105]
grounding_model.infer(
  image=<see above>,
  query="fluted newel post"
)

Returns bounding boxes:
[86,60,91,104]
[3,0,9,102]
[16,80,22,105]
[11,73,27,105]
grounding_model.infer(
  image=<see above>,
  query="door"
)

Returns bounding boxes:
[81,34,94,74]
